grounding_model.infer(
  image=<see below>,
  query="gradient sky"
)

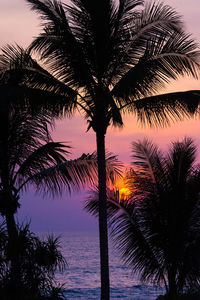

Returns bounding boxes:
[1,0,200,231]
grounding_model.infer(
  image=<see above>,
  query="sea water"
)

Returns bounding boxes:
[53,231,164,299]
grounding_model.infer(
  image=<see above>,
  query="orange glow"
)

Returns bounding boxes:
[113,178,131,199]
[119,187,131,199]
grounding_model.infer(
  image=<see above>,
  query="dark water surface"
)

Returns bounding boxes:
[48,231,164,299]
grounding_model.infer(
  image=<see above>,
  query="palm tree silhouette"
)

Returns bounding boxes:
[86,138,200,299]
[0,221,67,299]
[4,0,200,297]
[0,105,105,289]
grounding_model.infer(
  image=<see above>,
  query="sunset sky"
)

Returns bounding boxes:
[1,0,200,231]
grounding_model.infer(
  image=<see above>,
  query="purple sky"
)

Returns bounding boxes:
[1,0,200,231]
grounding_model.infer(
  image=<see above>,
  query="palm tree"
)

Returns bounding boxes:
[3,0,200,298]
[0,100,122,286]
[0,221,67,300]
[0,105,102,289]
[86,138,200,299]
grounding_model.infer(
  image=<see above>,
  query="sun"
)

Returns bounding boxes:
[119,187,131,199]
[114,178,131,199]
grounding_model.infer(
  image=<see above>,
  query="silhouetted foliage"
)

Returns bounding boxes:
[0,103,122,298]
[0,105,102,206]
[0,104,122,213]
[0,222,66,300]
[86,138,200,299]
[157,289,200,300]
[0,104,107,298]
[2,0,200,298]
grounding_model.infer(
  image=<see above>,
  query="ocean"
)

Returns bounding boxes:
[53,231,164,299]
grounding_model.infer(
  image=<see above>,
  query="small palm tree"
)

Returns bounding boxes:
[0,102,122,288]
[2,1,200,297]
[0,221,67,300]
[86,138,200,299]
[0,105,102,288]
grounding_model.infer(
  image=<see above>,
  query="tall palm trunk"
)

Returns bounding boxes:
[96,129,110,300]
[5,211,22,300]
[5,211,18,251]
[5,211,18,271]
[167,268,177,300]
[0,107,19,280]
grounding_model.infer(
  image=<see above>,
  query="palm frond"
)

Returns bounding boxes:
[166,137,197,188]
[112,32,200,102]
[3,104,122,197]
[15,142,70,188]
[0,44,77,115]
[18,153,97,195]
[109,203,165,285]
[29,149,120,195]
[133,1,183,37]
[131,138,164,182]
[25,150,122,195]
[25,0,200,133]
[4,107,53,179]
[106,1,184,86]
[43,233,67,272]
[105,152,123,184]
[85,188,165,285]
[119,90,200,127]
[26,0,96,88]
[86,137,200,292]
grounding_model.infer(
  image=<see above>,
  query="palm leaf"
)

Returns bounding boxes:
[85,189,166,285]
[0,44,77,115]
[22,0,200,131]
[27,0,96,88]
[119,90,200,127]
[112,32,200,102]
[15,142,70,187]
[17,153,96,195]
[86,137,200,292]
[107,1,184,86]
[18,152,122,195]
[131,138,165,183]
[166,137,197,187]
[105,152,123,184]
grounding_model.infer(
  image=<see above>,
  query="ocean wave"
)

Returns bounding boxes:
[53,231,164,299]
[64,286,163,299]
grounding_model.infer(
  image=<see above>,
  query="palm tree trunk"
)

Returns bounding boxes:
[5,211,19,291]
[96,129,110,300]
[5,211,18,246]
[167,268,177,300]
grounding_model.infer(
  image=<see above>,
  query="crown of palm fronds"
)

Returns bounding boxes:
[1,0,199,130]
[0,105,122,215]
[85,138,200,292]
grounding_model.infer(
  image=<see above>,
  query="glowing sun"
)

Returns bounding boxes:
[119,187,131,199]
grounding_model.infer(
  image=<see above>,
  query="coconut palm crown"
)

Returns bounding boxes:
[86,138,200,299]
[24,0,200,128]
